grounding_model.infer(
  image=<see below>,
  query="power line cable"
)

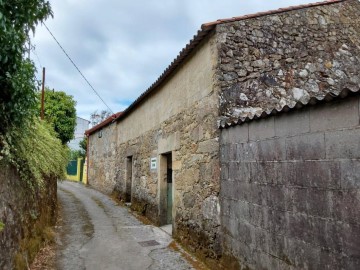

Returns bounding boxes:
[43,22,114,114]
[29,44,45,83]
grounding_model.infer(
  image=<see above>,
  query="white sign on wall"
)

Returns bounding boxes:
[150,157,157,170]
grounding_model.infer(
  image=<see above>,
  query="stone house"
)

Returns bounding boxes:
[85,111,122,191]
[86,0,360,269]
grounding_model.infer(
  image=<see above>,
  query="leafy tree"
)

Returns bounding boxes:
[69,149,83,160]
[79,137,87,156]
[0,0,53,134]
[69,137,87,160]
[40,89,77,144]
[0,1,72,186]
[90,109,111,126]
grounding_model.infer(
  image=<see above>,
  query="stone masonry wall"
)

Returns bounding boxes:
[0,162,57,270]
[88,35,223,267]
[88,122,118,194]
[216,0,360,126]
[220,95,360,269]
[114,92,222,266]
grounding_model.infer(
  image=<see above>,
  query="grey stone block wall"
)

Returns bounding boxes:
[216,0,360,126]
[220,96,360,269]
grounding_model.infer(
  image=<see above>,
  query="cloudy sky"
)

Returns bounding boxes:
[31,0,323,121]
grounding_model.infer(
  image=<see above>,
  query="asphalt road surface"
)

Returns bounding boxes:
[57,181,195,270]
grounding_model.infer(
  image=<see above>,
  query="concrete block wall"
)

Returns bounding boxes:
[220,96,360,269]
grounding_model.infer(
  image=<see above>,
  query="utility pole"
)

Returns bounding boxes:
[41,67,45,120]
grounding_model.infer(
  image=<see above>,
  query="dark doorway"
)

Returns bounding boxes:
[166,153,173,224]
[125,156,133,203]
[159,152,173,225]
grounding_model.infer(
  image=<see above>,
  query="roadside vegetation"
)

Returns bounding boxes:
[0,0,77,186]
[0,119,70,187]
[0,1,76,269]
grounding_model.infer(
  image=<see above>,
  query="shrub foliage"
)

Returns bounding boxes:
[0,118,69,187]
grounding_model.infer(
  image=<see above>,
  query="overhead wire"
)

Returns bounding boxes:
[28,44,45,83]
[32,45,43,70]
[42,22,114,114]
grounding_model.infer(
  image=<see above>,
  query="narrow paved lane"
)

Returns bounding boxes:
[57,181,195,270]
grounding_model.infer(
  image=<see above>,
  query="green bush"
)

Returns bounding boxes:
[0,118,69,187]
[39,89,77,144]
